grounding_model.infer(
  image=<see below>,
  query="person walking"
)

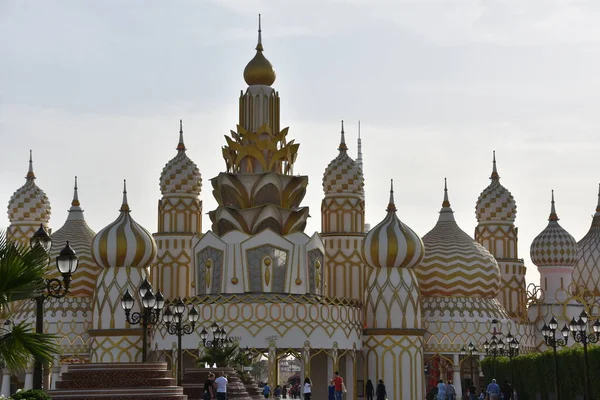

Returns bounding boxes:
[501,380,513,400]
[365,379,374,400]
[215,371,228,400]
[328,379,336,400]
[303,377,312,400]
[437,379,446,400]
[486,379,500,400]
[263,383,272,399]
[376,379,386,400]
[333,371,344,400]
[446,380,456,400]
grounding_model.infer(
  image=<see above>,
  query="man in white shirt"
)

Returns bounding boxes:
[215,372,228,400]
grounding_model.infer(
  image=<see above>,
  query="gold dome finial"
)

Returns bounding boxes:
[72,176,80,207]
[26,150,36,180]
[338,120,348,152]
[549,189,559,221]
[120,179,130,212]
[243,14,276,86]
[490,150,500,180]
[177,119,186,152]
[442,177,451,208]
[387,179,397,212]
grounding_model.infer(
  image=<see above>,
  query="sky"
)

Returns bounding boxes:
[1,0,599,289]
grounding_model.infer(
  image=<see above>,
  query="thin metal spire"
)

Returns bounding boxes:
[256,14,263,51]
[72,176,80,207]
[338,120,347,151]
[357,121,363,172]
[596,183,600,213]
[442,177,450,208]
[120,179,130,212]
[549,190,559,221]
[386,179,397,212]
[26,150,36,180]
[177,119,186,151]
[490,150,500,180]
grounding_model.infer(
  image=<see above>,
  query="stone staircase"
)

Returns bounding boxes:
[49,362,187,400]
[182,368,251,400]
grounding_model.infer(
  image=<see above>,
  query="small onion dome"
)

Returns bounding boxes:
[572,183,600,296]
[476,151,517,223]
[8,151,51,224]
[362,180,424,268]
[323,121,364,196]
[243,14,276,86]
[159,120,202,197]
[92,180,157,268]
[415,179,501,297]
[530,191,578,267]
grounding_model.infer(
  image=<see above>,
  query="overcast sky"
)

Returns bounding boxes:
[1,0,599,289]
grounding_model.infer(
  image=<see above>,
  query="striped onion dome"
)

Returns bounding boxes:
[415,179,501,297]
[530,191,578,267]
[91,181,157,268]
[362,180,424,268]
[323,121,364,196]
[50,177,101,296]
[572,184,600,296]
[160,120,202,197]
[475,151,517,223]
[7,151,51,224]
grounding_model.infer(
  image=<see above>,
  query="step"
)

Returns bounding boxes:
[50,386,187,400]
[56,377,176,389]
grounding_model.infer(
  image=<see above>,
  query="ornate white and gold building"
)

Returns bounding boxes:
[4,17,600,400]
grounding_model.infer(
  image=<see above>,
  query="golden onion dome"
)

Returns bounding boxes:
[572,184,600,296]
[91,181,157,269]
[415,179,501,297]
[475,151,517,223]
[159,120,202,197]
[530,191,578,268]
[323,121,364,196]
[243,15,276,86]
[8,151,51,225]
[362,180,425,269]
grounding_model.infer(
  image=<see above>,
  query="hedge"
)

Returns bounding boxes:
[480,345,600,400]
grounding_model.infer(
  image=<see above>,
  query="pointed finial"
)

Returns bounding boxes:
[596,183,600,213]
[386,179,397,212]
[26,150,36,180]
[356,121,363,172]
[358,120,361,139]
[176,119,186,152]
[338,120,348,151]
[490,150,500,180]
[120,179,130,212]
[549,190,559,221]
[256,14,263,51]
[442,178,451,208]
[71,176,80,207]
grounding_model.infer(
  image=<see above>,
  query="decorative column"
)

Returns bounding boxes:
[303,341,312,379]
[51,358,60,390]
[345,355,355,400]
[1,368,11,397]
[24,364,34,390]
[327,356,334,381]
[268,339,277,390]
[452,354,463,400]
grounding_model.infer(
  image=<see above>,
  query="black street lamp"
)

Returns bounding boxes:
[30,224,80,390]
[568,311,600,400]
[460,342,479,390]
[200,322,233,366]
[541,317,569,400]
[163,298,199,386]
[120,277,165,362]
[483,320,520,383]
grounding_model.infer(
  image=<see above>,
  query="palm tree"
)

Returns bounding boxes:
[0,231,59,372]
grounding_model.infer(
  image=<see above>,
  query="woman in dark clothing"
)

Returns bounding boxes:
[376,379,386,400]
[204,372,215,400]
[365,379,374,400]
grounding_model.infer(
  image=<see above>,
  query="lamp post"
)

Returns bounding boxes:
[162,298,199,386]
[541,317,569,400]
[30,224,80,390]
[568,311,600,400]
[460,342,479,390]
[483,320,520,384]
[200,322,233,367]
[120,277,165,362]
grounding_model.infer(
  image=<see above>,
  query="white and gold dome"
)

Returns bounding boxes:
[475,151,517,223]
[7,151,51,226]
[159,120,202,197]
[530,191,578,268]
[91,181,157,269]
[243,14,276,86]
[50,177,100,297]
[572,184,600,296]
[323,121,364,196]
[362,180,424,269]
[415,179,501,297]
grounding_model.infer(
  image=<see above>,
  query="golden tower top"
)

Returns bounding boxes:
[243,14,276,86]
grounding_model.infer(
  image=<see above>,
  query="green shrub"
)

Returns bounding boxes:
[10,389,51,400]
[481,346,600,400]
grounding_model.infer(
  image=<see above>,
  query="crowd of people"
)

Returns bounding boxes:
[426,378,516,400]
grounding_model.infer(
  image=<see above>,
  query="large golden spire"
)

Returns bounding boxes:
[243,14,276,86]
